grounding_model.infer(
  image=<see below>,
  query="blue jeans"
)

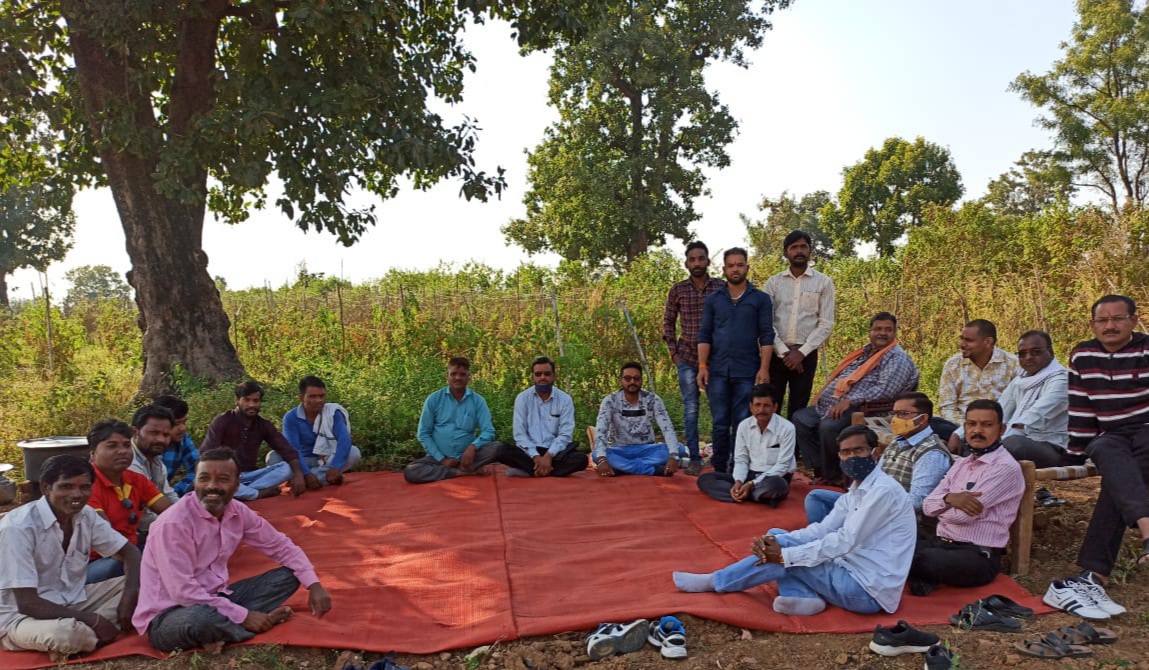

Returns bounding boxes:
[235,461,293,501]
[606,443,671,476]
[804,489,843,525]
[268,446,363,483]
[707,374,754,473]
[712,529,881,614]
[676,362,702,461]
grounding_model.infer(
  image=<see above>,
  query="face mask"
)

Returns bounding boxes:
[840,455,877,481]
[890,415,922,437]
[535,383,554,394]
[968,440,1002,457]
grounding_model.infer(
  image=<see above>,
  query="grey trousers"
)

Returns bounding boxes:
[1002,435,1083,469]
[403,442,508,484]
[147,567,300,652]
[697,471,791,503]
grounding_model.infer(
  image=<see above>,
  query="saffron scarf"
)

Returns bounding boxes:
[818,340,899,399]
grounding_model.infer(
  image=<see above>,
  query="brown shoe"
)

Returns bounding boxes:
[686,461,702,476]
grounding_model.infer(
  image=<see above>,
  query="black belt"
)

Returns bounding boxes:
[939,536,1003,559]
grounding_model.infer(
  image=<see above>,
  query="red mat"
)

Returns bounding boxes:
[0,471,1049,669]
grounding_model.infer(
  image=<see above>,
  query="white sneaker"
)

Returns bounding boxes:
[1043,579,1110,620]
[1075,572,1126,616]
[586,619,648,661]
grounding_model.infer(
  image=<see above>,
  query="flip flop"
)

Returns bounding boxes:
[980,594,1035,620]
[948,604,1022,633]
[1138,538,1149,567]
[1053,622,1118,645]
[1035,488,1065,507]
[1014,633,1092,659]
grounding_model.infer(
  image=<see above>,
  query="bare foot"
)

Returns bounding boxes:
[257,486,281,499]
[269,606,293,626]
[203,640,226,655]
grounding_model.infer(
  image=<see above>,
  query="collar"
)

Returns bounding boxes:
[293,404,309,420]
[444,386,473,402]
[131,440,160,465]
[851,464,886,493]
[33,495,62,530]
[751,413,780,435]
[185,491,240,523]
[895,425,935,449]
[721,281,756,297]
[968,440,1006,460]
[961,347,1010,367]
[784,266,815,279]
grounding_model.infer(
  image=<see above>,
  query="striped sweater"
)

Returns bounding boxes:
[1067,332,1149,452]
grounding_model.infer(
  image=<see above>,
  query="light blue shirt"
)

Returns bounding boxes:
[417,387,496,461]
[512,387,575,456]
[880,426,951,511]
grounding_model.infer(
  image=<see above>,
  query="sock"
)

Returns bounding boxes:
[672,571,715,592]
[773,596,826,616]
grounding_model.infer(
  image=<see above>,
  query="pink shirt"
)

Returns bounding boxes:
[133,494,319,633]
[922,445,1024,549]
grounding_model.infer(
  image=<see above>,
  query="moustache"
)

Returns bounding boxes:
[968,434,986,441]
[1103,330,1119,335]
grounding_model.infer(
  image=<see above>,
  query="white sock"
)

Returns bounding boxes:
[673,571,715,592]
[773,596,826,616]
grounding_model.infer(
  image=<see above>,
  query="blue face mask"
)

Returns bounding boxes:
[840,455,877,482]
[535,383,554,394]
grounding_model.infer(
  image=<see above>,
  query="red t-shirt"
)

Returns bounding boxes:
[88,466,164,557]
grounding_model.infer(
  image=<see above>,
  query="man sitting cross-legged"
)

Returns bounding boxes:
[85,419,172,584]
[276,375,363,489]
[202,381,307,500]
[791,312,919,487]
[805,392,952,526]
[499,356,589,477]
[673,426,916,616]
[0,455,141,660]
[133,448,333,654]
[697,383,795,506]
[908,400,1023,596]
[405,356,510,484]
[592,361,681,477]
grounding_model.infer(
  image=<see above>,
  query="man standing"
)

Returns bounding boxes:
[763,231,835,417]
[278,376,363,489]
[154,395,199,497]
[697,384,795,506]
[86,420,172,584]
[791,312,919,486]
[501,356,588,477]
[697,247,775,474]
[663,241,725,475]
[909,400,1024,595]
[998,331,1073,468]
[938,319,1021,426]
[0,455,141,660]
[134,448,333,653]
[593,362,681,477]
[673,426,916,617]
[1045,295,1149,619]
[201,382,306,500]
[405,357,508,484]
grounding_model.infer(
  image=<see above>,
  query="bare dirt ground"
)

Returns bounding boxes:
[4,478,1149,670]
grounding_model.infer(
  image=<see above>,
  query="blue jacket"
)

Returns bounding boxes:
[698,282,775,378]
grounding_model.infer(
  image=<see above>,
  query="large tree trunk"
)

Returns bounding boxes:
[62,1,244,394]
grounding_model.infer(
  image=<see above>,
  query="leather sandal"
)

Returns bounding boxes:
[1053,622,1118,645]
[1014,632,1092,659]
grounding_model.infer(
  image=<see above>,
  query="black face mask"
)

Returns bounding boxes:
[968,440,1003,457]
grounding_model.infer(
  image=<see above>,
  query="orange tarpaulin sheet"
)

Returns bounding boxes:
[0,471,1049,669]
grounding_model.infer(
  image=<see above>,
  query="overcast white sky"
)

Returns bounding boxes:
[10,0,1076,298]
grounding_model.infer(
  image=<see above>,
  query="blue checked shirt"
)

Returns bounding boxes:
[161,434,200,497]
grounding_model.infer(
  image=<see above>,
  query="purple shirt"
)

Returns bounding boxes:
[133,494,319,633]
[922,445,1024,549]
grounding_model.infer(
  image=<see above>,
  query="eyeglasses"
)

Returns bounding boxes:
[1016,348,1048,358]
[890,410,920,418]
[120,497,139,525]
[838,446,872,459]
[621,375,643,382]
[1091,314,1133,326]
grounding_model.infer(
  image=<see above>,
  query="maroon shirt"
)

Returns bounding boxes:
[201,408,298,473]
[663,277,725,368]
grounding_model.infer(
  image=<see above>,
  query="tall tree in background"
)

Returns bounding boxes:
[982,150,1076,216]
[743,190,844,263]
[0,0,593,392]
[821,136,963,258]
[504,0,791,268]
[63,264,131,310]
[1012,0,1149,212]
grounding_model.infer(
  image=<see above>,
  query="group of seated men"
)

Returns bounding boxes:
[1,294,1147,659]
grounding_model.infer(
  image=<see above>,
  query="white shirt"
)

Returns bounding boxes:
[732,413,796,484]
[0,497,126,636]
[999,366,1069,448]
[780,467,916,613]
[763,267,835,356]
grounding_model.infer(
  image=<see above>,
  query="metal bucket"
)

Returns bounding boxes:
[18,437,89,483]
[0,464,14,504]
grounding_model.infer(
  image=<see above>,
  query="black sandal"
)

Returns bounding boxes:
[948,603,1023,632]
[1137,538,1149,566]
[979,594,1035,620]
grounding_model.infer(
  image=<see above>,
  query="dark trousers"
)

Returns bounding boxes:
[1003,435,1085,470]
[910,539,1001,588]
[496,442,588,477]
[768,350,819,418]
[791,406,852,479]
[707,374,755,473]
[697,471,791,503]
[1077,424,1149,576]
[147,567,300,652]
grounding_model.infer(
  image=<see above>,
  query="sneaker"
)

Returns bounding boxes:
[1043,580,1110,620]
[1074,572,1126,616]
[868,620,940,656]
[586,619,648,661]
[647,616,687,659]
[923,644,953,670]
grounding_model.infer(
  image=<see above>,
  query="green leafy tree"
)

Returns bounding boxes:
[64,264,131,310]
[743,190,846,263]
[982,150,1076,216]
[504,0,792,268]
[0,0,595,392]
[1012,0,1149,212]
[821,136,964,258]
